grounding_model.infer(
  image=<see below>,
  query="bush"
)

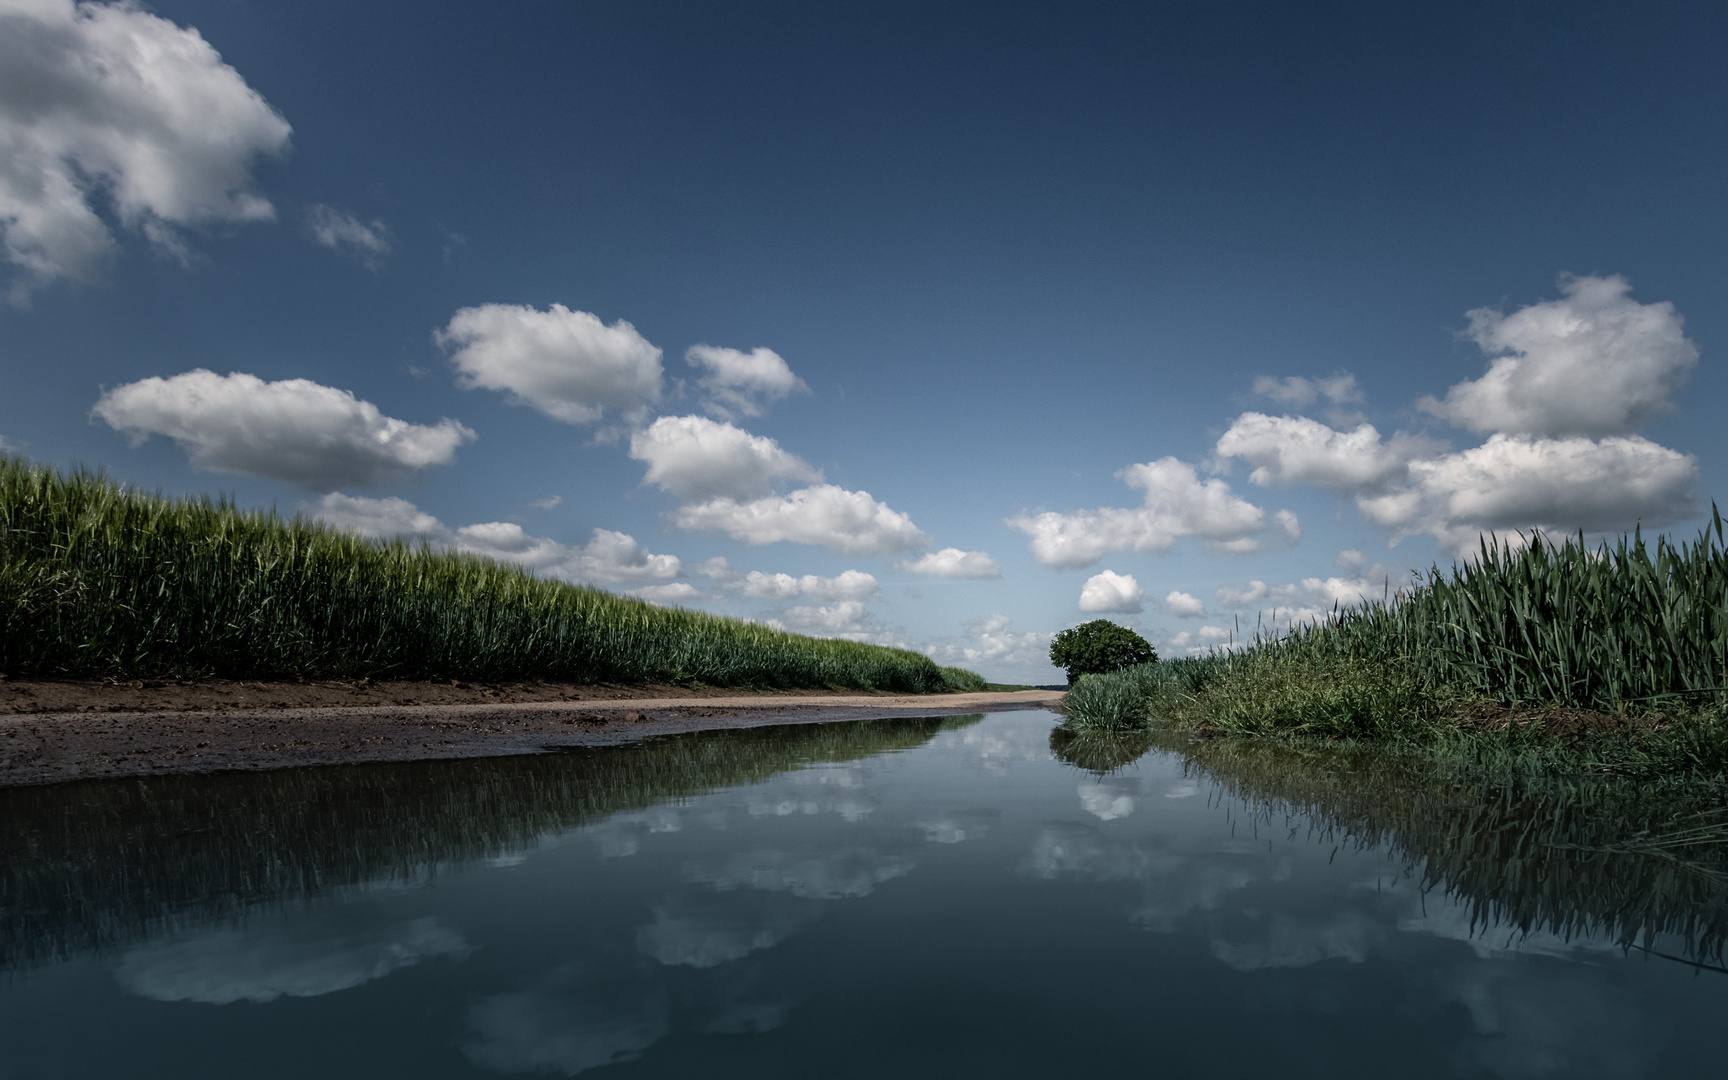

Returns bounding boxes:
[1049,620,1157,685]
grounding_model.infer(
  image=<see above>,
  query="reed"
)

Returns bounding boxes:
[0,456,977,691]
[1065,513,1728,742]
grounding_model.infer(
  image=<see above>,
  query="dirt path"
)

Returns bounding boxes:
[0,689,1064,787]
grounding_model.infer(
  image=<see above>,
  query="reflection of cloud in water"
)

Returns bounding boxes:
[1019,822,1165,881]
[933,722,1050,775]
[1393,886,1621,962]
[116,916,468,1004]
[1021,822,1260,932]
[1077,776,1139,821]
[918,808,1001,844]
[1127,862,1256,933]
[1161,779,1200,799]
[636,895,821,968]
[1444,964,1664,1079]
[1209,912,1380,970]
[465,965,668,1076]
[741,764,878,822]
[699,1000,793,1035]
[694,848,913,899]
[585,807,684,858]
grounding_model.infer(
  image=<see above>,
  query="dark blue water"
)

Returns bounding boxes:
[2,709,1723,1078]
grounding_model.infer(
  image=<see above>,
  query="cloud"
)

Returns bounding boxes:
[116,918,468,1005]
[635,897,820,969]
[1006,458,1294,569]
[456,524,684,586]
[0,0,291,297]
[306,495,687,588]
[741,569,880,603]
[1077,776,1139,821]
[464,967,668,1077]
[93,369,474,489]
[673,483,928,557]
[896,548,1002,579]
[1164,590,1206,617]
[1252,373,1363,410]
[1078,570,1144,614]
[693,848,913,900]
[630,582,701,606]
[924,614,1053,673]
[1419,274,1698,438]
[629,414,821,501]
[686,345,809,419]
[305,203,390,268]
[769,600,886,642]
[1358,433,1697,552]
[438,303,663,425]
[305,492,453,546]
[1210,912,1379,971]
[1215,413,1441,493]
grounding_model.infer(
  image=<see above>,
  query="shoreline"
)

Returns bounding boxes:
[0,689,1063,787]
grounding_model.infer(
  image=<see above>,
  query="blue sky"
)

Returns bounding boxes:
[3,0,1726,681]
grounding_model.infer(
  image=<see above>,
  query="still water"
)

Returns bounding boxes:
[4,709,1727,1078]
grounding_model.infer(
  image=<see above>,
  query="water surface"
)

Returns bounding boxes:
[3,710,1725,1078]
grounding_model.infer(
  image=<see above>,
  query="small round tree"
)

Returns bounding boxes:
[1048,620,1157,685]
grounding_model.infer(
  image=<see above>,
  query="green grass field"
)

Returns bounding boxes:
[0,456,981,692]
[1063,513,1728,768]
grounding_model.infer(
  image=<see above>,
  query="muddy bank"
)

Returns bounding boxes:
[0,689,1062,787]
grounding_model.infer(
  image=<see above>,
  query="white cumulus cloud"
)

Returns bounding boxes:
[896,548,1002,579]
[686,344,809,419]
[1006,458,1293,569]
[1078,570,1145,614]
[673,483,928,557]
[629,414,821,501]
[307,494,688,588]
[1419,274,1697,438]
[305,203,389,268]
[305,493,453,546]
[1358,433,1697,552]
[1164,590,1206,617]
[1215,413,1441,493]
[630,582,702,606]
[93,370,474,489]
[0,0,292,296]
[438,303,663,425]
[924,614,1054,675]
[1252,373,1362,409]
[741,569,880,603]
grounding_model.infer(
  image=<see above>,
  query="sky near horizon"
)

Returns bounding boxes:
[3,0,1726,682]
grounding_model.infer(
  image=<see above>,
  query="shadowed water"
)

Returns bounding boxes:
[4,710,1727,1078]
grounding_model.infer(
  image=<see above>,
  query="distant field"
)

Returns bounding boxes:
[0,456,981,693]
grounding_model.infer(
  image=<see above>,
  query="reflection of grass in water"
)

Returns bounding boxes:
[1158,731,1728,961]
[0,714,983,971]
[1047,725,1157,775]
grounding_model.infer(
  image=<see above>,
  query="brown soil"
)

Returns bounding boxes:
[0,676,909,715]
[0,685,1063,788]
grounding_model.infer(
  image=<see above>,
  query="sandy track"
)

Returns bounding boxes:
[0,690,1063,787]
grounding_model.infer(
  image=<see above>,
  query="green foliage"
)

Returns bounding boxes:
[1065,515,1728,739]
[937,666,988,692]
[1048,619,1156,684]
[0,456,981,691]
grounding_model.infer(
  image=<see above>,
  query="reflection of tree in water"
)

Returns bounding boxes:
[1165,735,1728,964]
[0,714,983,971]
[1047,725,1156,775]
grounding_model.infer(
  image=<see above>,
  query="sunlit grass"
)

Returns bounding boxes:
[0,455,979,691]
[1065,513,1728,751]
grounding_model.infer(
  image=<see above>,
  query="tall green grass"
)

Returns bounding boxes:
[1065,514,1728,739]
[0,456,978,691]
